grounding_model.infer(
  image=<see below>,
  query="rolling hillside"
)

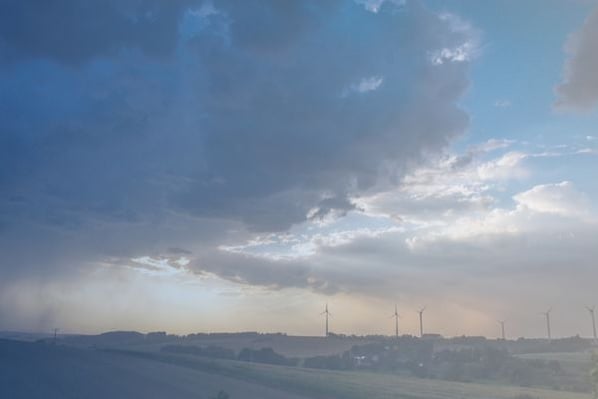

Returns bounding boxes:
[114,349,593,399]
[1,338,593,399]
[0,339,307,399]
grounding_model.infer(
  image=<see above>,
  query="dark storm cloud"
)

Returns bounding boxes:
[555,6,598,110]
[214,0,341,53]
[0,0,473,280]
[193,250,337,294]
[0,0,192,64]
[177,0,471,230]
[168,247,193,256]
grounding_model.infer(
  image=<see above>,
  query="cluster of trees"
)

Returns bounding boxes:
[509,336,591,354]
[237,347,298,366]
[184,332,287,340]
[161,345,298,366]
[60,331,291,347]
[61,331,179,346]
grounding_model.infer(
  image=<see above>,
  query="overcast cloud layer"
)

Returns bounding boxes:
[0,0,472,279]
[1,1,597,337]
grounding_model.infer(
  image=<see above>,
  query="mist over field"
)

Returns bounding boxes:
[2,0,598,398]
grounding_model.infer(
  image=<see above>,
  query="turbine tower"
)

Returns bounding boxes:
[418,307,426,338]
[586,305,597,341]
[321,303,331,337]
[541,308,552,341]
[391,305,400,338]
[498,320,506,340]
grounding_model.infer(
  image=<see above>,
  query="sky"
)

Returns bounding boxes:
[1,0,598,339]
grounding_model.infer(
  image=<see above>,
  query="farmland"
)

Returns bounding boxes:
[2,332,596,399]
[101,348,596,399]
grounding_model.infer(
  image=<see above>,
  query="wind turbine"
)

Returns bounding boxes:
[321,303,332,337]
[585,305,597,341]
[417,306,426,338]
[391,305,400,338]
[498,320,506,340]
[541,308,552,341]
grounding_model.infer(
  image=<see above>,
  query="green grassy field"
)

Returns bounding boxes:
[112,349,593,399]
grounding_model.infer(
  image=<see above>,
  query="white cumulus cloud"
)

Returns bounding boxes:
[513,181,590,217]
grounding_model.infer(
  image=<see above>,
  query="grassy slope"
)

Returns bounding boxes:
[0,339,309,399]
[112,349,593,399]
